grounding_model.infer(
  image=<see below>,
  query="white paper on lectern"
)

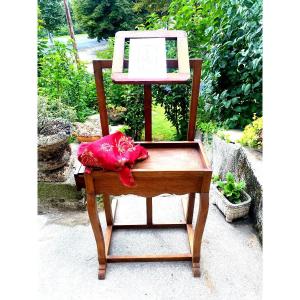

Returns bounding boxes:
[128,38,167,79]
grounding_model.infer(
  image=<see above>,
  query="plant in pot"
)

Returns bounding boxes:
[212,172,251,222]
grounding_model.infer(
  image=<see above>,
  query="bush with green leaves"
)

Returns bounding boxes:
[213,172,246,204]
[203,0,262,128]
[153,84,191,140]
[38,41,97,122]
[144,0,262,129]
[72,0,143,40]
[38,96,77,123]
[238,115,263,149]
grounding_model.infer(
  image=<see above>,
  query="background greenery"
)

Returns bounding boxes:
[37,0,262,145]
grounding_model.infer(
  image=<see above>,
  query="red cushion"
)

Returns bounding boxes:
[77,131,148,187]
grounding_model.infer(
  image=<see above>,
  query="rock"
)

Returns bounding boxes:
[38,146,71,171]
[38,155,74,182]
[200,133,263,243]
[72,114,102,141]
[38,118,72,173]
[38,144,85,212]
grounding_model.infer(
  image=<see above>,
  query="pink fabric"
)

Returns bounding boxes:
[77,131,148,187]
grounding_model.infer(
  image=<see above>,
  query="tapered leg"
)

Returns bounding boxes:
[192,192,209,277]
[186,193,195,224]
[103,193,113,225]
[86,193,107,279]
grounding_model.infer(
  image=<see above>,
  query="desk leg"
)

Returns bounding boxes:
[103,193,113,226]
[146,197,153,225]
[192,192,209,277]
[87,193,107,279]
[186,193,195,224]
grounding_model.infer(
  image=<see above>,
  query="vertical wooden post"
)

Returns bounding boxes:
[186,193,195,224]
[85,173,106,279]
[144,84,153,224]
[93,63,110,136]
[103,194,113,226]
[187,60,202,141]
[144,84,152,141]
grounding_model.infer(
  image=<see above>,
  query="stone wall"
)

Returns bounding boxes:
[201,134,263,242]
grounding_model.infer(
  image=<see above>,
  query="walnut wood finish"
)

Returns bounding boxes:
[81,54,211,280]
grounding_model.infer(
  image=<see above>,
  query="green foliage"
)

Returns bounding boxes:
[38,8,48,75]
[102,71,144,139]
[38,0,65,34]
[133,0,171,16]
[38,41,97,122]
[213,172,246,204]
[238,115,263,149]
[197,121,219,135]
[38,96,77,123]
[72,0,143,40]
[154,84,191,140]
[151,105,176,141]
[203,0,262,128]
[217,131,231,143]
[144,0,262,129]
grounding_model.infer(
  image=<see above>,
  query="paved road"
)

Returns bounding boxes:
[52,34,107,50]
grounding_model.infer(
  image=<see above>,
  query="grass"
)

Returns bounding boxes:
[151,105,177,141]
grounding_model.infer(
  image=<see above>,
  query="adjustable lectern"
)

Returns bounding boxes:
[76,30,212,279]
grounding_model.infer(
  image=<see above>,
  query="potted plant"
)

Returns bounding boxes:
[212,172,251,222]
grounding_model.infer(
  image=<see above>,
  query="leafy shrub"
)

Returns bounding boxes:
[197,120,219,135]
[238,115,263,149]
[203,0,262,128]
[144,0,262,129]
[216,130,231,143]
[213,172,246,204]
[153,84,191,140]
[38,41,97,122]
[38,96,77,123]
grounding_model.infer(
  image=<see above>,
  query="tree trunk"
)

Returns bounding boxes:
[63,0,79,64]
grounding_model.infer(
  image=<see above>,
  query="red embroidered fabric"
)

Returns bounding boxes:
[77,131,148,187]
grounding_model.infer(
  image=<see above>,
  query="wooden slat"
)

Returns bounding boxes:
[93,59,203,70]
[112,32,125,74]
[112,223,186,229]
[111,198,118,222]
[186,193,196,224]
[103,194,113,225]
[186,224,194,253]
[146,197,153,225]
[114,30,186,39]
[93,62,110,136]
[104,225,113,256]
[107,253,192,262]
[93,173,203,197]
[187,59,202,141]
[144,84,152,141]
[177,37,190,76]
